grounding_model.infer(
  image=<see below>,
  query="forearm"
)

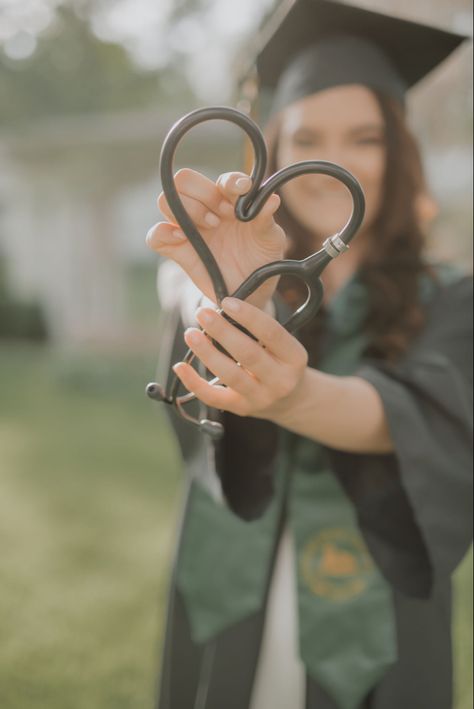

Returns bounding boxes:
[174,298,394,455]
[269,367,394,454]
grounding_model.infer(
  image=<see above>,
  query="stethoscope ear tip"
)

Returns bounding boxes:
[199,419,225,440]
[146,382,167,402]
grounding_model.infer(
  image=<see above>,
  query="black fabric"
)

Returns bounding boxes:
[156,587,268,709]
[212,292,291,521]
[155,273,472,709]
[254,0,467,104]
[330,277,473,597]
[214,413,279,521]
[306,579,454,709]
[271,36,407,114]
[329,450,433,598]
[156,590,204,709]
[371,582,453,709]
[156,581,452,709]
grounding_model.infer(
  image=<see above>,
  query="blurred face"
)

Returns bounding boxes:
[276,85,387,242]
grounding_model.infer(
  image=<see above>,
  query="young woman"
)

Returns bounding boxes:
[146,2,472,708]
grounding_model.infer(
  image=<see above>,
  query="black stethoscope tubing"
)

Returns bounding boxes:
[147,107,366,439]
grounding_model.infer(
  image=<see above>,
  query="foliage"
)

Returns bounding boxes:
[168,0,211,21]
[0,301,48,340]
[0,4,192,128]
[0,254,48,341]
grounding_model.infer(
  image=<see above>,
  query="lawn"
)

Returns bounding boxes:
[0,344,472,709]
[0,344,182,709]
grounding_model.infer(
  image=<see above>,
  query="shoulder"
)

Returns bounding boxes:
[419,262,472,314]
[408,266,472,365]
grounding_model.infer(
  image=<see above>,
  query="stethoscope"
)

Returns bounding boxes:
[147,106,365,439]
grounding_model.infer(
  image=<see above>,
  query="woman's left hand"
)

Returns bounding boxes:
[173,296,308,420]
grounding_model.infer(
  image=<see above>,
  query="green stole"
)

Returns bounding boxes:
[175,277,398,709]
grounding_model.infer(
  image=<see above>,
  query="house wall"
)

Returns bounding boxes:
[0,111,241,345]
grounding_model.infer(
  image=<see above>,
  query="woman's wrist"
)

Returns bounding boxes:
[267,367,394,454]
[173,295,392,455]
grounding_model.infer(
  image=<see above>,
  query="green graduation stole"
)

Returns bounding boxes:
[290,465,396,709]
[176,469,284,643]
[175,276,398,707]
[288,280,396,708]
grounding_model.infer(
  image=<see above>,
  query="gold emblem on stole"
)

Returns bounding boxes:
[300,528,374,601]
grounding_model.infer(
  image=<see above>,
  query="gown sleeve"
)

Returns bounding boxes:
[156,260,280,517]
[215,292,291,521]
[329,276,473,598]
[213,293,292,520]
[214,412,279,521]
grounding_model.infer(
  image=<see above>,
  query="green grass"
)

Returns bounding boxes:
[0,344,472,708]
[0,344,182,709]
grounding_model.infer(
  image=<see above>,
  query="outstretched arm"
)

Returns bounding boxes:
[173,296,393,454]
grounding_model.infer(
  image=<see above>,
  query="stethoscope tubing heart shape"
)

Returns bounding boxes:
[147,106,366,439]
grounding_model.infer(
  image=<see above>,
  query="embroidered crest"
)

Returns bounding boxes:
[300,528,374,601]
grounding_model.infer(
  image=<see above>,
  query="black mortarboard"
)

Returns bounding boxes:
[242,0,468,116]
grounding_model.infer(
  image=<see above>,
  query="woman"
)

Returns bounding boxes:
[146,2,472,708]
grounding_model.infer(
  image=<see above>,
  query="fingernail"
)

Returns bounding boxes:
[222,297,241,314]
[172,362,185,373]
[172,229,185,240]
[205,212,220,227]
[184,327,202,345]
[195,307,214,326]
[236,177,251,191]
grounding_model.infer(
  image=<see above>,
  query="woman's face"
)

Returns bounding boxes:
[276,85,387,242]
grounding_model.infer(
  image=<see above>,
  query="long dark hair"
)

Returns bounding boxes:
[265,92,433,363]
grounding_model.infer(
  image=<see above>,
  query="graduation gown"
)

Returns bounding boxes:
[154,264,473,709]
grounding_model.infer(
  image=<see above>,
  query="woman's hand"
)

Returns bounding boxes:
[171,292,393,453]
[173,296,308,420]
[146,169,285,308]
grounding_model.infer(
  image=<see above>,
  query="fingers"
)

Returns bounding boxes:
[157,167,223,228]
[254,193,282,232]
[183,327,256,398]
[194,306,276,385]
[157,167,229,223]
[145,222,187,252]
[173,168,223,213]
[179,303,308,416]
[172,362,239,412]
[158,191,222,230]
[156,167,281,236]
[216,171,281,233]
[216,172,252,206]
[221,297,308,367]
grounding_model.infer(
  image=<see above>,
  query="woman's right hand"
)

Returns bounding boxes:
[145,168,286,309]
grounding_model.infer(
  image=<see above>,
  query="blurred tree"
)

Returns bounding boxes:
[0,2,193,127]
[0,248,48,340]
[168,0,210,21]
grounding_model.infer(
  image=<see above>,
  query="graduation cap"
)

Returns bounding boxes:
[238,0,468,117]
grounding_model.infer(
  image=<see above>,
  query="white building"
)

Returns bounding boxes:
[0,106,241,346]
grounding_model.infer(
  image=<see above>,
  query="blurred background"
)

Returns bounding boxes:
[0,0,472,707]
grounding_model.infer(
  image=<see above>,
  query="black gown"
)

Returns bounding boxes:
[154,267,473,709]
